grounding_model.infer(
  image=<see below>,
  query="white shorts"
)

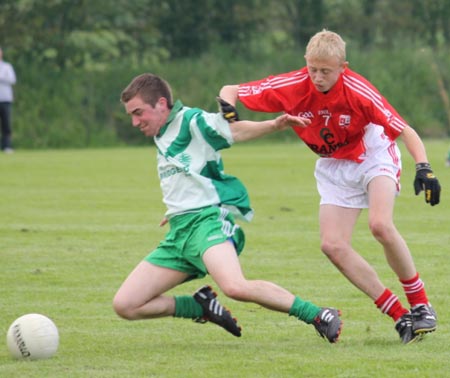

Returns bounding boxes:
[315,130,402,209]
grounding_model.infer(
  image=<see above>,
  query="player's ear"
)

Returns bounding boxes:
[156,97,168,108]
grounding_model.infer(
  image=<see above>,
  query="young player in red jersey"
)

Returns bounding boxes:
[218,29,441,344]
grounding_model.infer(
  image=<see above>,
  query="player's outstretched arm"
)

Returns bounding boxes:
[230,114,311,142]
[400,125,441,206]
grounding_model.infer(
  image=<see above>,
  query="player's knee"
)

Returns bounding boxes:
[112,295,135,320]
[369,219,394,243]
[219,282,248,301]
[321,239,339,256]
[320,238,348,263]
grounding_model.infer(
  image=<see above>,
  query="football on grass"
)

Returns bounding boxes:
[6,313,59,360]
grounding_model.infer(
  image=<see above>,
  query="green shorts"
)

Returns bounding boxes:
[145,206,245,280]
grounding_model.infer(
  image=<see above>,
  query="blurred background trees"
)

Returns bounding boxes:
[0,0,449,147]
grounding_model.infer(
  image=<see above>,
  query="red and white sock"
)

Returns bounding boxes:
[374,288,408,322]
[400,272,429,308]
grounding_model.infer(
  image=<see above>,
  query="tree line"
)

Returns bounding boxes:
[0,0,449,148]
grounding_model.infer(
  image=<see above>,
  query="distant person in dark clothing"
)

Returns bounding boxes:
[0,47,17,153]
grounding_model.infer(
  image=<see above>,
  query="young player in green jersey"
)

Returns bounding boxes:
[113,73,342,343]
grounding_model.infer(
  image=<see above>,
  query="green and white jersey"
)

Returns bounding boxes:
[154,100,253,221]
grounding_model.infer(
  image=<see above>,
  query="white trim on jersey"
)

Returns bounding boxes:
[343,75,407,133]
[238,72,309,96]
[343,75,384,108]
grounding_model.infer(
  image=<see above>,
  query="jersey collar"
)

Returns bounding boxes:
[158,100,183,137]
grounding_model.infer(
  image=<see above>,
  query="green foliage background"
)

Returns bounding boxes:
[1,0,450,147]
[11,46,450,149]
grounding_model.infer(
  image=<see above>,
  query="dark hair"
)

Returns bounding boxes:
[120,73,173,108]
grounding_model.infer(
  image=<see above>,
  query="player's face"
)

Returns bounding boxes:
[125,95,166,137]
[305,57,347,92]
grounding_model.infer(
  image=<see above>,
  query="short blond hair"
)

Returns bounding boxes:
[305,29,346,63]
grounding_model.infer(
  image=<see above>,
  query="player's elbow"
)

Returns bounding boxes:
[219,85,239,102]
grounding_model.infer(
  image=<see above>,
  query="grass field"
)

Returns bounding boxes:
[1,141,449,378]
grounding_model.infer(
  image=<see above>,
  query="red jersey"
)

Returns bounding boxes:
[238,67,408,162]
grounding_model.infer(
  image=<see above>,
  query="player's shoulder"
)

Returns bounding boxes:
[265,67,309,89]
[342,68,382,101]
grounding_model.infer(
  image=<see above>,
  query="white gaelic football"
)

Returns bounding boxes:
[6,313,59,360]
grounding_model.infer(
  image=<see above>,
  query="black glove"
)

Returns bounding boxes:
[216,96,239,122]
[413,162,441,206]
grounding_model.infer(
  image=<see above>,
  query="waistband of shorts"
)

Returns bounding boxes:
[168,205,221,224]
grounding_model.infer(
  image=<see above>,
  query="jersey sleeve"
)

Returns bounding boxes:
[238,70,308,113]
[361,94,408,140]
[193,111,234,150]
[345,71,407,140]
[380,97,408,140]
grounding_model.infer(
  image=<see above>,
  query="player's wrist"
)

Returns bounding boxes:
[415,162,432,171]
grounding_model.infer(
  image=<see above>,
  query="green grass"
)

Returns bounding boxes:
[1,141,449,378]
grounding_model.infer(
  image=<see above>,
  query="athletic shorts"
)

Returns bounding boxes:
[315,140,402,209]
[145,206,245,280]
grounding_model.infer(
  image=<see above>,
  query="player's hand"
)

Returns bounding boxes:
[275,114,311,130]
[217,96,239,122]
[413,163,441,206]
[159,217,168,227]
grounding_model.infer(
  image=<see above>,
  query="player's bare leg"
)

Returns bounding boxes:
[113,261,189,319]
[319,203,419,343]
[367,176,417,279]
[113,261,243,336]
[368,176,436,336]
[319,176,434,343]
[203,241,297,311]
[319,205,385,299]
[203,241,342,342]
